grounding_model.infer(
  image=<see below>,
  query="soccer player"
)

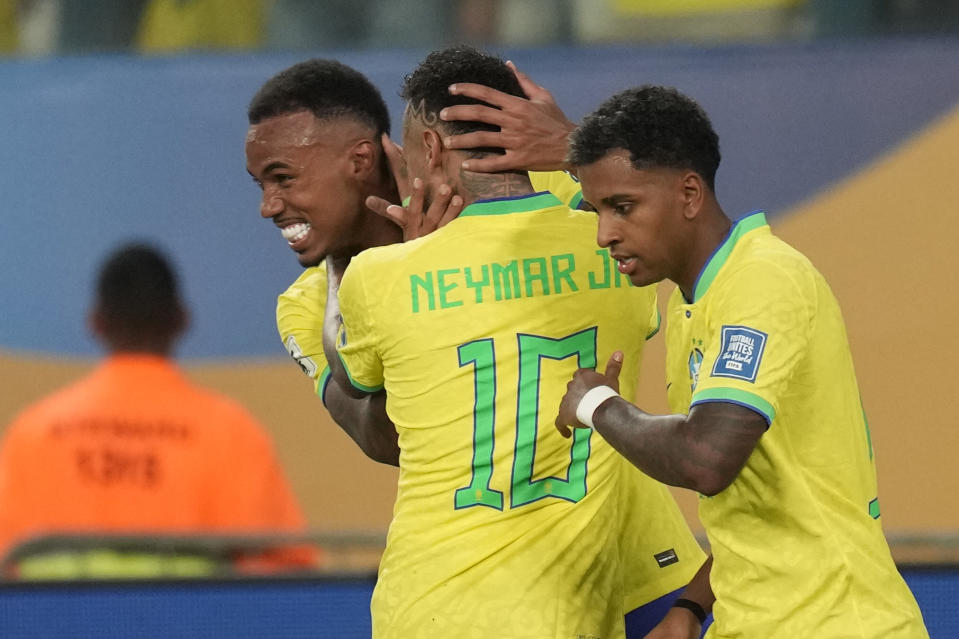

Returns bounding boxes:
[556,85,929,638]
[328,46,706,639]
[246,60,420,466]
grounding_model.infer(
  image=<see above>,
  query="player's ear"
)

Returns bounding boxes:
[349,139,377,177]
[423,128,444,170]
[681,172,704,220]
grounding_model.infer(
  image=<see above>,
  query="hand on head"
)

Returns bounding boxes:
[440,61,576,173]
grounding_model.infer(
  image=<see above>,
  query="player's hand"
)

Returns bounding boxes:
[554,351,623,438]
[641,606,703,639]
[380,133,412,204]
[366,177,464,242]
[440,60,576,173]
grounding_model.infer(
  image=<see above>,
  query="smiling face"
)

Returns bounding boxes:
[578,149,694,289]
[245,110,374,267]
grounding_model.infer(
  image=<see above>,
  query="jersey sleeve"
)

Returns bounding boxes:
[335,259,385,394]
[691,260,815,425]
[275,267,332,403]
[528,170,584,210]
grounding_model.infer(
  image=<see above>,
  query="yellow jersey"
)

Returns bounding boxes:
[276,264,332,401]
[665,211,927,638]
[338,191,702,639]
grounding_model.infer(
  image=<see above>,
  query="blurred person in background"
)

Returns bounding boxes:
[0,242,317,577]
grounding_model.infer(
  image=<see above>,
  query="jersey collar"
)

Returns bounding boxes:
[458,191,563,217]
[688,210,768,303]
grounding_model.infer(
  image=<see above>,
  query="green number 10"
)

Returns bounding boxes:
[454,327,597,511]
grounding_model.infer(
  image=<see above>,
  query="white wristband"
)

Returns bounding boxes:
[575,385,620,429]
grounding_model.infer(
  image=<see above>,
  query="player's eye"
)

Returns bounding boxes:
[250,176,263,189]
[613,202,632,216]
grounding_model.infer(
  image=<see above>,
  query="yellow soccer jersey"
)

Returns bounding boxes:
[275,264,331,401]
[338,192,702,639]
[665,211,927,638]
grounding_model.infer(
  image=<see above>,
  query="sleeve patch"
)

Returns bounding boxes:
[285,335,318,379]
[710,325,766,383]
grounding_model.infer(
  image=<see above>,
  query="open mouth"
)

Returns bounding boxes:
[615,256,637,274]
[280,222,311,247]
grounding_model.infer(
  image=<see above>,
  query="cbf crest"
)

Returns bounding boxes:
[711,325,767,383]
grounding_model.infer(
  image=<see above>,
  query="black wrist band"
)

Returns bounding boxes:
[672,597,707,624]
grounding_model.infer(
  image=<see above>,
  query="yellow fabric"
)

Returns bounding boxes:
[16,550,217,580]
[613,0,801,15]
[529,170,584,209]
[338,192,702,639]
[136,0,263,52]
[664,212,927,638]
[0,0,17,52]
[276,264,330,399]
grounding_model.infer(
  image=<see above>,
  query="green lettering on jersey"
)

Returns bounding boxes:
[522,257,550,297]
[492,261,520,301]
[551,254,578,293]
[588,249,611,289]
[437,268,463,309]
[410,272,435,313]
[465,265,491,303]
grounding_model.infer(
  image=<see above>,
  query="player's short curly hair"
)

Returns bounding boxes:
[569,86,721,191]
[401,45,524,154]
[248,58,390,136]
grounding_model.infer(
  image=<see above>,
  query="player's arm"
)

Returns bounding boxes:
[555,353,766,496]
[644,557,714,639]
[440,61,576,173]
[322,256,399,466]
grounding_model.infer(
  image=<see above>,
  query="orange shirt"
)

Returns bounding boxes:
[0,354,314,566]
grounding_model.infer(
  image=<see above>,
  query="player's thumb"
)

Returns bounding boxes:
[605,351,624,391]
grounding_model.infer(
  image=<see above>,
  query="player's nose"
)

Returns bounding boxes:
[596,216,617,248]
[260,191,283,219]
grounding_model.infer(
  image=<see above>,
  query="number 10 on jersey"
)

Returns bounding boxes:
[455,327,597,511]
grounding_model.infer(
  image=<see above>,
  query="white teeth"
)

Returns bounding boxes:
[281,223,310,244]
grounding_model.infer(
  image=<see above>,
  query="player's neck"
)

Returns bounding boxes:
[359,179,403,251]
[676,210,732,302]
[456,169,534,207]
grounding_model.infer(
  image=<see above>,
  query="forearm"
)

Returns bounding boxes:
[322,256,366,399]
[678,555,714,614]
[591,399,736,495]
[324,382,399,466]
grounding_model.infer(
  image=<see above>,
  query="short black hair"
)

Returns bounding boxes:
[402,45,524,153]
[95,242,181,340]
[569,86,721,191]
[248,58,390,136]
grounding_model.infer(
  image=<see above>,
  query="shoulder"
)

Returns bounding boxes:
[722,230,819,296]
[277,264,328,305]
[4,375,92,433]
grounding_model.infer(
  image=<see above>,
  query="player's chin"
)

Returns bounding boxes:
[628,268,657,288]
[295,246,326,268]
